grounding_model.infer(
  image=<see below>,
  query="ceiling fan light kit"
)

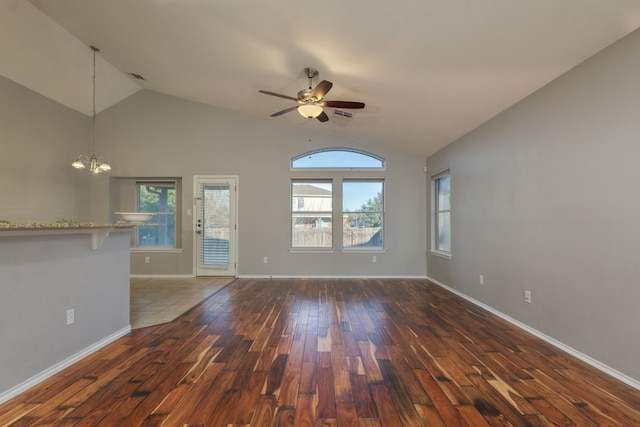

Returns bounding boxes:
[298,103,323,118]
[259,67,365,123]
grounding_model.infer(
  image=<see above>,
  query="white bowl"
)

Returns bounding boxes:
[115,212,156,223]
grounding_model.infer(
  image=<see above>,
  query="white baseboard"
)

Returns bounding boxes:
[132,274,429,280]
[427,276,640,391]
[0,325,131,405]
[237,275,428,279]
[130,274,194,279]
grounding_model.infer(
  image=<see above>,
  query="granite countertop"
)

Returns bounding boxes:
[0,222,132,230]
[0,222,134,248]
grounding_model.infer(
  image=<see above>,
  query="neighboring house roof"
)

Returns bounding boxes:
[293,185,332,197]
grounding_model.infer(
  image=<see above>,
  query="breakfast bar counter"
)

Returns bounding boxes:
[0,222,132,249]
[0,223,133,403]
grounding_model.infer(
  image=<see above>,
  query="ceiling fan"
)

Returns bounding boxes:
[259,67,365,122]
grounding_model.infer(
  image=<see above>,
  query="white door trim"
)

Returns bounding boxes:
[193,175,239,277]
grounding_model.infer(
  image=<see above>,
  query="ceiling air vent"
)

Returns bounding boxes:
[333,109,353,119]
[129,73,146,81]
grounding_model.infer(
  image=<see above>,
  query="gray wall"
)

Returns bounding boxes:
[0,75,92,222]
[0,230,130,399]
[0,72,427,278]
[427,29,640,382]
[90,90,428,277]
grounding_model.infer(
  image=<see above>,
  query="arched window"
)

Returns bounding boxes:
[290,148,385,251]
[291,148,385,169]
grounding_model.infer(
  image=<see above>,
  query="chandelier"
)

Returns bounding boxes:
[71,46,111,174]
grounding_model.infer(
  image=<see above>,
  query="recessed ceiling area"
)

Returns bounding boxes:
[3,0,640,157]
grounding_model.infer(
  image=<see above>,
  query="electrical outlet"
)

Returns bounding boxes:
[263,257,268,264]
[372,256,377,263]
[524,290,532,304]
[479,275,484,285]
[66,308,75,325]
[145,256,150,264]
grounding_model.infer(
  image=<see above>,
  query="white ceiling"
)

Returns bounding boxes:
[4,0,640,158]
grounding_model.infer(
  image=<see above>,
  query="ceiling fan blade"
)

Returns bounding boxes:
[311,80,333,101]
[316,111,329,122]
[271,106,298,117]
[324,101,365,109]
[259,90,297,101]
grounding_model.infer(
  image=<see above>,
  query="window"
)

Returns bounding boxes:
[432,171,451,254]
[136,181,176,248]
[343,180,384,249]
[291,180,333,248]
[292,148,384,169]
[290,148,386,251]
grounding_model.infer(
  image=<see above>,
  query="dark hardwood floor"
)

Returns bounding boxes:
[1,278,639,426]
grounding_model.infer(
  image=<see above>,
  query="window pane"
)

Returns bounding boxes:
[437,174,450,211]
[343,181,383,212]
[201,184,230,266]
[292,182,332,212]
[433,171,451,254]
[343,213,383,248]
[292,149,384,169]
[137,183,176,247]
[436,212,451,252]
[291,181,332,248]
[343,181,383,249]
[291,215,332,248]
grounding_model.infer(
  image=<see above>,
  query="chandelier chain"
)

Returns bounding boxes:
[91,46,98,154]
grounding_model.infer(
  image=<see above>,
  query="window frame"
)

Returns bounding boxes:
[431,170,451,257]
[290,148,387,253]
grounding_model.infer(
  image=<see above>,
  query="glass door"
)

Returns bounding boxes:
[194,177,237,276]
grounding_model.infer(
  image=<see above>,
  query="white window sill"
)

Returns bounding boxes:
[429,250,451,260]
[341,249,387,253]
[130,247,184,253]
[289,249,335,254]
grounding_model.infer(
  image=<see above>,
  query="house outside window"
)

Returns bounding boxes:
[291,180,333,248]
[432,171,451,255]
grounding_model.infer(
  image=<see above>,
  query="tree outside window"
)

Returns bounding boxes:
[136,182,176,247]
[343,180,384,249]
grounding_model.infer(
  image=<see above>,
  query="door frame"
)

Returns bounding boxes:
[193,175,239,277]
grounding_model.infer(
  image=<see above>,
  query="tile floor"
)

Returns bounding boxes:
[130,276,235,329]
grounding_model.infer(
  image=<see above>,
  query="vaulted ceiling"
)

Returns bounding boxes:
[3,0,640,157]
